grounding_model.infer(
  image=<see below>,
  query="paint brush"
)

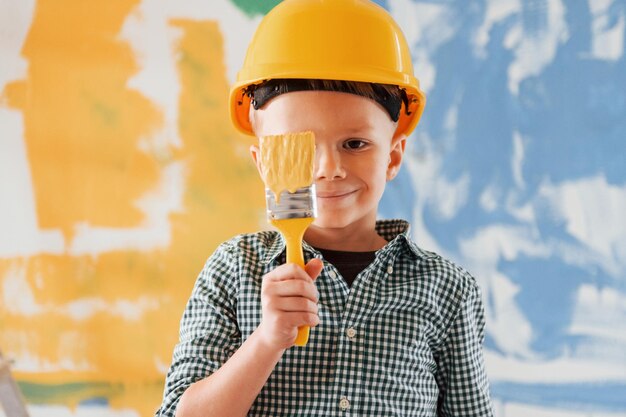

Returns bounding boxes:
[259,131,317,347]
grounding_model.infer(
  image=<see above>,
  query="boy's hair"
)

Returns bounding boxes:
[245,79,408,123]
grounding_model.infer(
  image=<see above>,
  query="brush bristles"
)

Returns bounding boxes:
[259,132,315,202]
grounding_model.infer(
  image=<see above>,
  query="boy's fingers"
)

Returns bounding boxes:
[272,279,318,302]
[305,258,324,281]
[273,297,318,314]
[282,312,320,329]
[264,263,312,283]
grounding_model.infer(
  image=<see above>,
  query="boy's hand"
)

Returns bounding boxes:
[257,258,323,351]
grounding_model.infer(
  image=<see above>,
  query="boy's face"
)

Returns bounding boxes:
[250,90,406,232]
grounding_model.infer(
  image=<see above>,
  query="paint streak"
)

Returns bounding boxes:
[2,0,161,244]
[0,6,263,417]
[228,0,282,17]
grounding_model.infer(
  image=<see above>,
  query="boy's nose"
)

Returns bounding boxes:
[315,148,346,181]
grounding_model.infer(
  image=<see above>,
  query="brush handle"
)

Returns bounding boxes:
[271,217,315,347]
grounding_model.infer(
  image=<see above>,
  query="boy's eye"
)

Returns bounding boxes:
[343,139,368,150]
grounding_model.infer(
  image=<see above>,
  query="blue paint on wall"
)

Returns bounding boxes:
[379,0,626,411]
[491,382,626,411]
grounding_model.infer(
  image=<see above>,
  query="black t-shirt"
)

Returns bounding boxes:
[315,247,377,287]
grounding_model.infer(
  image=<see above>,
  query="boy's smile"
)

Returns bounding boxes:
[250,90,407,251]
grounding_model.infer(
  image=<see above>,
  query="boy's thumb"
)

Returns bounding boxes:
[305,258,324,281]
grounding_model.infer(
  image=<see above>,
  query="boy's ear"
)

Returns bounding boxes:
[249,144,264,177]
[386,133,407,181]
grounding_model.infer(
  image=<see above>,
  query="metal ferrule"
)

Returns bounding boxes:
[266,185,317,220]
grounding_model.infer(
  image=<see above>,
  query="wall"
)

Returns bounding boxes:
[1,0,625,416]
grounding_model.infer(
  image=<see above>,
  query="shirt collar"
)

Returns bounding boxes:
[374,219,435,260]
[261,219,433,265]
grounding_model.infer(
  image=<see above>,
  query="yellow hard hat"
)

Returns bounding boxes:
[229,0,426,137]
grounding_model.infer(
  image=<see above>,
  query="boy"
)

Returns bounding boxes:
[157,0,493,416]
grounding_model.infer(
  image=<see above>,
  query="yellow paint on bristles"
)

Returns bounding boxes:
[259,132,315,202]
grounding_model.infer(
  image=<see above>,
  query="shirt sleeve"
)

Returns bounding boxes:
[156,243,242,417]
[435,279,494,417]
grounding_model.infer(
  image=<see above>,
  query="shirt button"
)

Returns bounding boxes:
[386,265,393,274]
[339,396,350,410]
[346,327,357,339]
[328,270,338,279]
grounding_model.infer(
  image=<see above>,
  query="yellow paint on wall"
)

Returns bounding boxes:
[0,3,263,417]
[3,0,161,244]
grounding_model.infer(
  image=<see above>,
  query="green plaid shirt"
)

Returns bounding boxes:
[157,219,493,416]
